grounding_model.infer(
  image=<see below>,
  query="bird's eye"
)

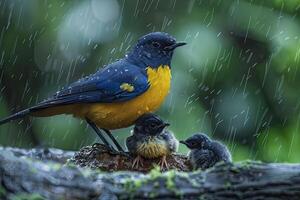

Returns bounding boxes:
[150,123,156,127]
[189,141,196,147]
[152,42,161,48]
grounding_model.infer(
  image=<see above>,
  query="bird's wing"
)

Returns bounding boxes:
[193,149,215,167]
[125,134,139,154]
[210,141,232,162]
[32,60,149,110]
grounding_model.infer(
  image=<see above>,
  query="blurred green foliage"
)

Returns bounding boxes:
[1,0,300,162]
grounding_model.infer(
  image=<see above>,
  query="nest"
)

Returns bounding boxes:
[70,143,192,172]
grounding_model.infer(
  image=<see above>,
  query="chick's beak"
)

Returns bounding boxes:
[164,122,170,127]
[158,122,170,129]
[164,42,187,51]
[179,140,188,146]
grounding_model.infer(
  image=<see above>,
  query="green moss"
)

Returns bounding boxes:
[123,169,194,198]
[224,181,231,188]
[177,171,189,178]
[123,176,146,197]
[198,194,208,200]
[64,160,78,168]
[165,170,184,197]
[149,166,162,179]
[29,166,38,174]
[133,179,143,188]
[50,163,62,171]
[237,160,251,169]
[123,178,141,199]
[27,158,63,172]
[165,170,176,191]
[230,165,240,173]
[153,181,160,188]
[11,193,45,200]
[81,168,94,178]
[0,186,6,197]
[237,160,263,170]
[189,178,201,187]
[149,191,159,198]
[150,168,181,195]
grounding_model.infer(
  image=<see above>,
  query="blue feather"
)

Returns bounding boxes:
[33,59,149,110]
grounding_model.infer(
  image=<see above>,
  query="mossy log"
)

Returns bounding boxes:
[1,146,300,200]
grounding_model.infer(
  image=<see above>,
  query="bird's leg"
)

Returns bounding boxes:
[158,155,169,170]
[102,129,131,158]
[132,155,144,169]
[86,118,117,153]
[103,128,126,152]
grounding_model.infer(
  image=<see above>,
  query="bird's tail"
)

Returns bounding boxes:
[0,109,30,125]
[0,103,77,126]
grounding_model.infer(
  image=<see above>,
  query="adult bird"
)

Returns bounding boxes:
[0,32,186,153]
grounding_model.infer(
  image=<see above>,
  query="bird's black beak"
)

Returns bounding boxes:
[158,122,170,129]
[179,140,188,146]
[164,42,187,51]
[164,122,170,127]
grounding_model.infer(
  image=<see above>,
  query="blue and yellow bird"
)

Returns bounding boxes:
[0,32,186,153]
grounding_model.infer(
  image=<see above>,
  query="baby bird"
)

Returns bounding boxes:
[126,113,178,169]
[180,133,231,170]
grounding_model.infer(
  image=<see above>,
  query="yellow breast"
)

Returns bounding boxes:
[136,138,170,159]
[82,65,171,129]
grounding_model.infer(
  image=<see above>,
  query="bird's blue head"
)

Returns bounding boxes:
[126,32,186,68]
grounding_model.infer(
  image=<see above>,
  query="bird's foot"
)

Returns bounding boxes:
[132,155,144,169]
[158,155,169,170]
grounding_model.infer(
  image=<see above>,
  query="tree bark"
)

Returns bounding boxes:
[0,146,300,200]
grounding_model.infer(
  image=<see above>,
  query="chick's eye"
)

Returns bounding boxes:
[189,142,196,146]
[150,123,156,128]
[152,42,161,48]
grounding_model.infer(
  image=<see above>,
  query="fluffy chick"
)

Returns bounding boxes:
[126,113,178,169]
[180,133,231,170]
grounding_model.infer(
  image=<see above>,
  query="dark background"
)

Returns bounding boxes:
[1,0,300,162]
